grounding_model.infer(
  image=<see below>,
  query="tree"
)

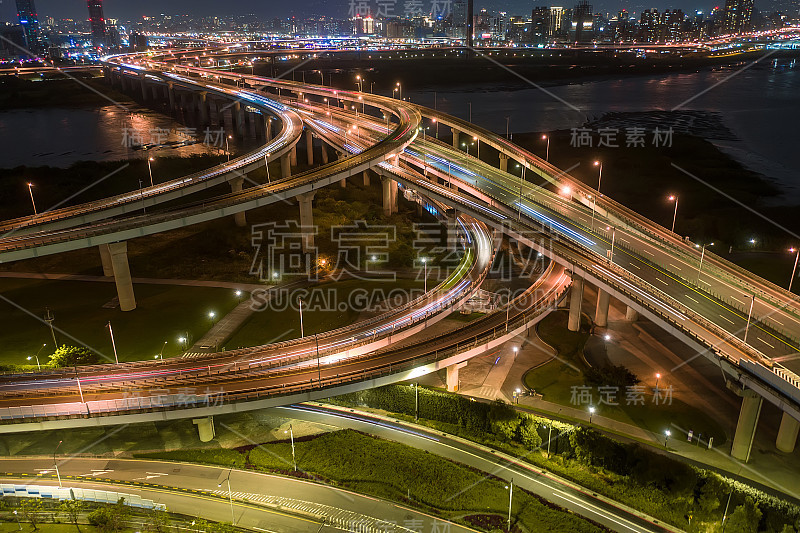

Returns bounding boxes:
[144,508,169,533]
[61,499,85,531]
[49,345,99,368]
[87,498,131,533]
[19,499,45,530]
[516,415,542,449]
[725,497,762,533]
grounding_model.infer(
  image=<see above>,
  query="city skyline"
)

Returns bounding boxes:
[0,0,784,26]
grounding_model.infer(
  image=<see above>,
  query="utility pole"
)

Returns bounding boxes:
[44,307,58,347]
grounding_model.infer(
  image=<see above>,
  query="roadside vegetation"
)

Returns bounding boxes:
[138,429,606,533]
[327,385,800,533]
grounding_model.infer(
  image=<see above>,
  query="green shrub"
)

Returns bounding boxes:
[49,345,98,367]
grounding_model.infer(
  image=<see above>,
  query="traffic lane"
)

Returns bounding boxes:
[0,476,323,533]
[0,460,474,533]
[279,405,669,533]
[0,264,561,408]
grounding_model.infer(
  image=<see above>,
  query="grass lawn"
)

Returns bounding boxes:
[0,278,239,364]
[524,311,727,445]
[227,278,425,348]
[138,429,604,533]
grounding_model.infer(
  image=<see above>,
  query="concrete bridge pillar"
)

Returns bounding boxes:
[568,275,584,332]
[233,102,245,137]
[151,84,159,102]
[363,170,371,187]
[446,362,468,392]
[192,416,215,443]
[178,92,188,116]
[290,144,298,167]
[266,117,273,140]
[731,389,763,462]
[305,129,314,166]
[595,289,611,328]
[167,82,176,112]
[776,412,800,453]
[139,74,148,101]
[625,306,639,321]
[197,92,209,126]
[108,241,136,312]
[99,244,114,277]
[230,176,247,227]
[297,192,316,252]
[382,177,398,216]
[499,153,510,173]
[452,129,460,150]
[280,153,291,178]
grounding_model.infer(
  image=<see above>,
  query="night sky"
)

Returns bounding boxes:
[0,0,725,24]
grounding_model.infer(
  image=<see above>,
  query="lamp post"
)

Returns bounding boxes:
[218,468,235,524]
[668,195,679,233]
[27,343,45,370]
[588,406,595,424]
[744,295,756,344]
[147,157,154,187]
[298,298,305,338]
[542,134,550,162]
[655,372,661,390]
[473,136,480,159]
[664,430,671,447]
[697,242,714,280]
[159,341,167,359]
[106,321,119,364]
[209,311,216,324]
[27,182,37,214]
[607,226,616,263]
[506,479,513,532]
[54,440,63,487]
[264,152,271,183]
[591,160,602,230]
[285,424,297,471]
[225,135,233,161]
[789,248,799,292]
[396,82,402,101]
[422,258,428,293]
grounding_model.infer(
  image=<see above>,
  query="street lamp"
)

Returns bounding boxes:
[473,136,480,159]
[264,152,271,184]
[209,311,216,324]
[235,289,243,303]
[158,341,167,359]
[655,372,661,390]
[744,294,756,345]
[588,406,595,423]
[106,321,119,364]
[789,248,799,292]
[696,242,714,280]
[298,298,305,338]
[396,82,402,101]
[668,195,679,233]
[27,343,45,370]
[54,440,63,487]
[147,157,155,187]
[225,135,233,161]
[505,479,513,532]
[27,182,37,215]
[284,424,297,471]
[218,468,235,524]
[178,336,186,349]
[542,134,550,162]
[591,160,602,230]
[664,429,671,447]
[606,225,616,263]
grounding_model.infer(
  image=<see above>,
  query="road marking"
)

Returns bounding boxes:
[719,315,735,325]
[669,264,682,271]
[686,295,700,303]
[629,263,641,270]
[655,278,669,286]
[772,318,785,326]
[730,296,745,305]
[82,470,113,477]
[643,250,654,256]
[699,279,711,285]
[618,238,630,244]
[757,337,776,349]
[134,472,169,481]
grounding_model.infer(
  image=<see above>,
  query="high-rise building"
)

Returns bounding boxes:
[452,0,468,38]
[531,6,551,42]
[570,0,594,42]
[724,0,754,33]
[87,0,108,49]
[15,0,42,54]
[549,6,564,36]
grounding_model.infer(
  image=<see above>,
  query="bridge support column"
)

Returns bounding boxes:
[280,153,291,178]
[139,74,148,101]
[731,390,763,462]
[230,176,246,227]
[595,289,610,328]
[108,242,136,312]
[625,306,639,321]
[452,129,460,150]
[99,244,114,277]
[568,275,584,332]
[320,142,329,164]
[776,412,800,453]
[363,170,370,187]
[151,84,159,102]
[197,92,209,126]
[382,177,398,216]
[305,129,314,166]
[499,153,509,173]
[290,144,298,167]
[192,416,215,443]
[446,362,467,392]
[266,117,273,140]
[167,82,176,112]
[233,102,245,137]
[297,192,316,252]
